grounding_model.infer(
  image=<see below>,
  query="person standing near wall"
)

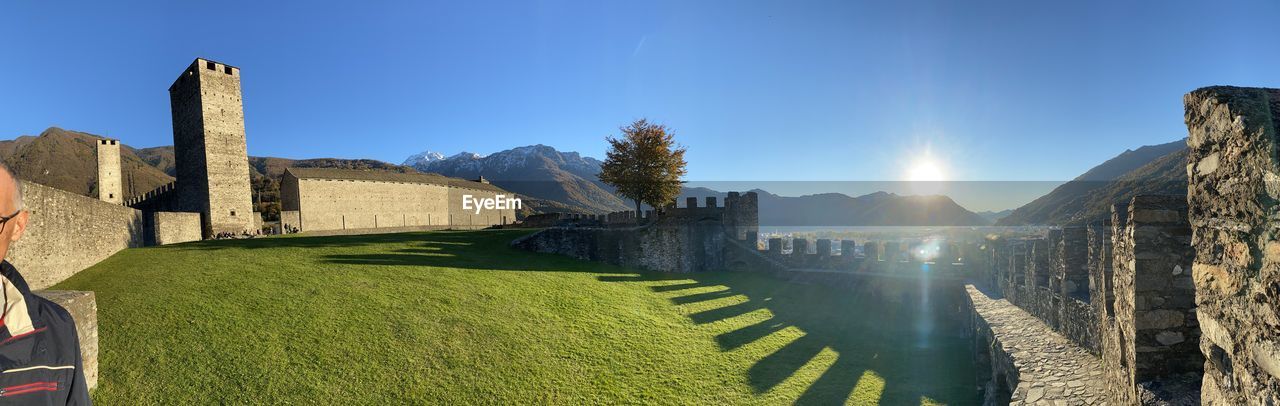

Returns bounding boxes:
[0,163,91,405]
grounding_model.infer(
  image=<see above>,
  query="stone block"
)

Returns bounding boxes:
[152,211,202,245]
[815,239,832,257]
[35,290,97,390]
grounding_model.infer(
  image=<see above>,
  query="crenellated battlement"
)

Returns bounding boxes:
[124,181,176,208]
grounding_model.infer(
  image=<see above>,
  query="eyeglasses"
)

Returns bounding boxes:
[0,209,20,233]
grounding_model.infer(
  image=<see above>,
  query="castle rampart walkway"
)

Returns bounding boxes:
[967,284,1104,405]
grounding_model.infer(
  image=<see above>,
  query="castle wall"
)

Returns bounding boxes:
[1184,86,1280,404]
[169,59,255,237]
[7,181,144,290]
[95,139,121,204]
[151,212,201,245]
[447,186,516,227]
[294,178,450,231]
[976,233,1103,355]
[965,284,1105,404]
[284,175,515,233]
[513,192,757,273]
[512,219,727,273]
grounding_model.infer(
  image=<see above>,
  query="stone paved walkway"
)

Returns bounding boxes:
[967,285,1106,405]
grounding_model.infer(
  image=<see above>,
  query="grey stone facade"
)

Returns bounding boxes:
[168,58,255,237]
[280,168,516,232]
[8,181,144,290]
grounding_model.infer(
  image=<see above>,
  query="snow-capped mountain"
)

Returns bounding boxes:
[402,151,446,167]
[403,145,629,213]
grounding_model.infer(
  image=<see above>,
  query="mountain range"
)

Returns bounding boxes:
[402,145,630,214]
[0,127,175,198]
[678,187,990,226]
[0,126,1186,228]
[995,139,1186,226]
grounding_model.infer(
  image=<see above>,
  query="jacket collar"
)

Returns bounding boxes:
[0,261,37,339]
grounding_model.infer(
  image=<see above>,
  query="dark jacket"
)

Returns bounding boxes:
[0,261,90,405]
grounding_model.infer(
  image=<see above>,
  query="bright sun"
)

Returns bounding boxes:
[907,159,947,182]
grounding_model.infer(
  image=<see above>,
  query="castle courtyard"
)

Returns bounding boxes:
[54,230,976,405]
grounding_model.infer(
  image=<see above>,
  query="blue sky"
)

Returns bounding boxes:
[2,1,1279,207]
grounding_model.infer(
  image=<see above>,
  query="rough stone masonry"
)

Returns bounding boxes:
[1102,196,1201,405]
[1185,86,1280,404]
[169,58,256,237]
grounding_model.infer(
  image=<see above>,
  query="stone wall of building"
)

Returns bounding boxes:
[34,290,97,390]
[447,185,517,227]
[1103,195,1201,404]
[281,174,515,233]
[8,181,144,290]
[1185,86,1280,404]
[152,212,202,245]
[288,178,450,230]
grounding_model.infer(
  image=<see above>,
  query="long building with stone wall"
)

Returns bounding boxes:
[279,167,517,233]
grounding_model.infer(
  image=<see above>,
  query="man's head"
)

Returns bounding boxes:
[0,161,28,261]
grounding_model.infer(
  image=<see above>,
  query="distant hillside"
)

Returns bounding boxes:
[997,139,1186,226]
[975,209,1013,224]
[680,187,990,226]
[404,145,630,214]
[1,127,174,198]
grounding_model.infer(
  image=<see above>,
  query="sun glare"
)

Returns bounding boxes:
[907,159,947,182]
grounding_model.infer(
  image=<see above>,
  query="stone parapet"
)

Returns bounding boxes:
[966,284,1104,405]
[1103,195,1201,404]
[1185,86,1280,404]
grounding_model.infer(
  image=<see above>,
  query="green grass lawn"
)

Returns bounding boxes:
[54,230,977,405]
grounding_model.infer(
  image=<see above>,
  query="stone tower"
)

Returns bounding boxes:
[169,58,255,237]
[95,139,122,204]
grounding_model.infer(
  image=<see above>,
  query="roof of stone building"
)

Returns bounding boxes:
[284,167,508,193]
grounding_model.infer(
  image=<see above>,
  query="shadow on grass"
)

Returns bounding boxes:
[161,229,494,252]
[604,272,977,405]
[199,229,976,405]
